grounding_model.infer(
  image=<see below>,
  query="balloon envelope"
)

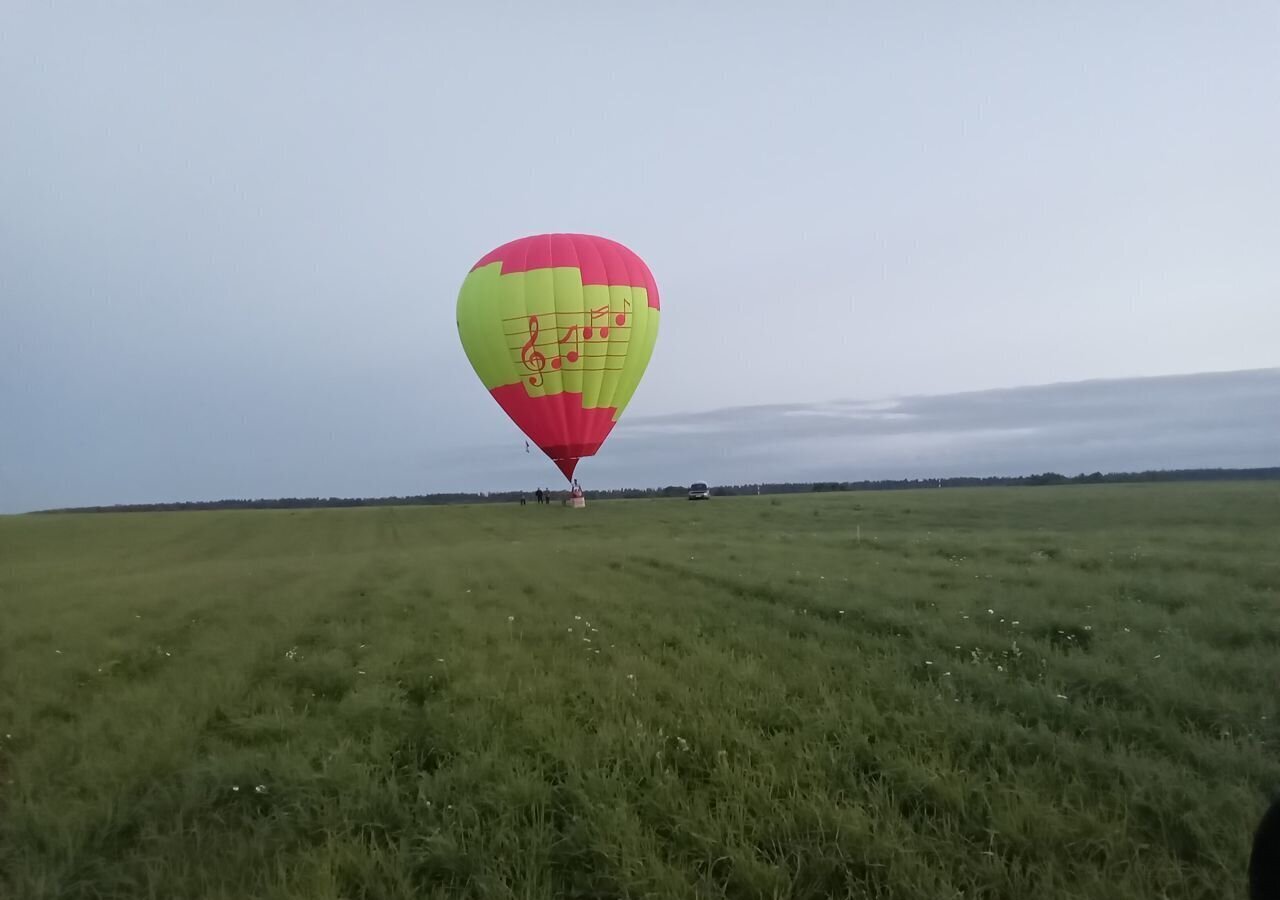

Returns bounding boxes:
[456,234,661,480]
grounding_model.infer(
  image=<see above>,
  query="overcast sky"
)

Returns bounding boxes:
[3,3,1277,512]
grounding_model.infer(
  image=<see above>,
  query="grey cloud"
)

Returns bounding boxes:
[586,368,1280,487]
[6,369,1276,510]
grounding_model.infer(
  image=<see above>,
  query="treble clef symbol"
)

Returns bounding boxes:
[521,315,546,385]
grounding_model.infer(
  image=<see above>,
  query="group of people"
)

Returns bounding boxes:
[519,482,585,506]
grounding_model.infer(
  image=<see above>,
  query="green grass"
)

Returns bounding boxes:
[2,483,1279,899]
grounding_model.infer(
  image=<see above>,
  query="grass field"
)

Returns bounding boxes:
[2,483,1279,899]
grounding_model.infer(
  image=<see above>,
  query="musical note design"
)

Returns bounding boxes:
[584,305,609,340]
[552,324,581,370]
[520,316,546,385]
[505,299,635,382]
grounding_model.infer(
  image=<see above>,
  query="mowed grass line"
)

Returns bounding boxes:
[1,484,1278,899]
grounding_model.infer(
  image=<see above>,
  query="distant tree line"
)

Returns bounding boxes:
[28,467,1280,514]
[712,467,1280,495]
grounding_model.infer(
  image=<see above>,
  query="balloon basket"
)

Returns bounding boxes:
[570,496,586,509]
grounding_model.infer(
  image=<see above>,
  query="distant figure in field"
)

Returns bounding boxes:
[535,488,544,505]
[1252,796,1280,899]
[519,493,526,506]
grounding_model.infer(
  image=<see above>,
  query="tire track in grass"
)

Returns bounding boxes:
[640,552,1273,750]
[635,556,895,629]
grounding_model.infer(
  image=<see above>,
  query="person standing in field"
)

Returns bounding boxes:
[535,488,543,505]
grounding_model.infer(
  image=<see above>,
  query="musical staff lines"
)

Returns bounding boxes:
[503,302,633,386]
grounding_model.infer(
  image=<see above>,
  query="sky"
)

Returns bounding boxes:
[2,3,1277,512]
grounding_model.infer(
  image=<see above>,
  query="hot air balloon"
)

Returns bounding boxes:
[456,233,660,481]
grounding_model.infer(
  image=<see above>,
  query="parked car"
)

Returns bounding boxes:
[688,481,710,500]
